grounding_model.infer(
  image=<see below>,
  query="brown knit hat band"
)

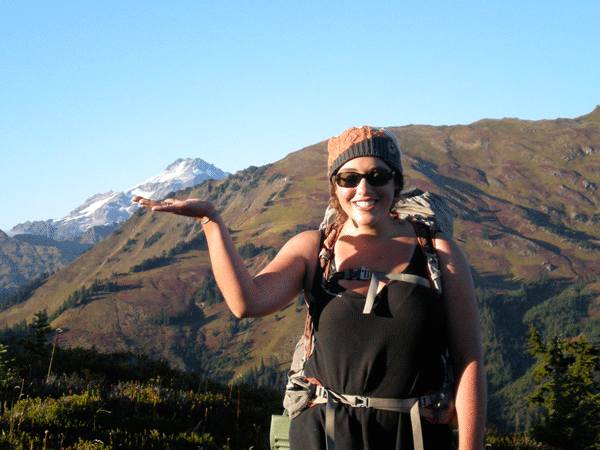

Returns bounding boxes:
[327,126,402,179]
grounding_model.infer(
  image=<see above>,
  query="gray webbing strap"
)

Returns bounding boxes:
[363,273,380,314]
[315,387,426,450]
[363,272,432,314]
[425,253,443,295]
[326,395,335,450]
[410,398,424,450]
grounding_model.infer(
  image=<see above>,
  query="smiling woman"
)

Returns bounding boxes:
[133,125,486,450]
[326,127,405,235]
[333,157,398,231]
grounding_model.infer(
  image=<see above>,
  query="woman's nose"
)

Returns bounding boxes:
[355,177,371,193]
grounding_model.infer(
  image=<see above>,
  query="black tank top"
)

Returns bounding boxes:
[305,244,447,398]
[289,243,453,449]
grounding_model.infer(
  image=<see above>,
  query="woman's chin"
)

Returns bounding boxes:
[348,213,378,228]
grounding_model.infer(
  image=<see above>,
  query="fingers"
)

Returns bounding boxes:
[132,197,210,219]
[133,196,159,207]
[132,196,171,210]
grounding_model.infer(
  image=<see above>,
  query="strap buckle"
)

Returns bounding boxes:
[352,395,370,408]
[358,267,371,280]
[314,385,328,399]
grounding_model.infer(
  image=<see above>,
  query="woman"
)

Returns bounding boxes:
[133,126,486,450]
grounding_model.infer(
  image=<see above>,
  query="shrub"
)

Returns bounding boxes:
[485,428,563,449]
[143,232,164,248]
[129,255,173,273]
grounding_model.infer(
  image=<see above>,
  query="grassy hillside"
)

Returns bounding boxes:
[2,110,600,431]
[0,148,328,375]
[0,231,93,296]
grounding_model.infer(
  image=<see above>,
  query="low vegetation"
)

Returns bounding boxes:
[0,312,281,449]
[1,293,599,449]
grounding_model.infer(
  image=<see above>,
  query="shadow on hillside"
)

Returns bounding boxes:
[410,157,599,254]
[473,272,520,291]
[195,308,223,327]
[168,303,213,327]
[114,284,140,292]
[519,204,597,245]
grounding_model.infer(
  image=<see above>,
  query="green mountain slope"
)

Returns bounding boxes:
[0,230,93,295]
[2,110,600,430]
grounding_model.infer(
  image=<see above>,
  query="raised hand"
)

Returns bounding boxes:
[132,197,217,221]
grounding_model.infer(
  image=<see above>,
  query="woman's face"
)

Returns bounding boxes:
[333,156,398,228]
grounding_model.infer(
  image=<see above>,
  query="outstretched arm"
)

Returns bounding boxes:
[435,234,487,450]
[133,197,319,318]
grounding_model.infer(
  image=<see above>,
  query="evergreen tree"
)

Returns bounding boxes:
[29,310,53,353]
[527,326,600,449]
[0,343,18,391]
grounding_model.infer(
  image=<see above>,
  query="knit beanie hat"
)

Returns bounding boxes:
[327,126,402,179]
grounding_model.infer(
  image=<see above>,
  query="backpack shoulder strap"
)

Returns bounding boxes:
[409,218,443,295]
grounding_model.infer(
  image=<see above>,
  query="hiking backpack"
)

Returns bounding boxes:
[271,189,456,450]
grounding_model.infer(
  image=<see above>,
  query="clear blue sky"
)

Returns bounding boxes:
[2,0,599,232]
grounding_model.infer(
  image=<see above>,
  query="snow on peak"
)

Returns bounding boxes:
[10,158,230,240]
[126,158,229,200]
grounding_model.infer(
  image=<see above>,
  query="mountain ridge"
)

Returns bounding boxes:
[2,109,600,430]
[1,158,229,295]
[4,110,599,330]
[8,158,229,240]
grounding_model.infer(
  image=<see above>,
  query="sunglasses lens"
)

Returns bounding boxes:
[368,170,394,186]
[336,170,394,187]
[336,172,362,187]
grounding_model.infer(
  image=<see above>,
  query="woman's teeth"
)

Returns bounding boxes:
[355,200,376,208]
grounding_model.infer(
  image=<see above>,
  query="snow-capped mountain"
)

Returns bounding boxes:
[127,158,228,200]
[9,158,229,241]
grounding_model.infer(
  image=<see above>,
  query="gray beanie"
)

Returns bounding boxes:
[327,126,402,179]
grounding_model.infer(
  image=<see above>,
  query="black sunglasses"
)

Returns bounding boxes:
[335,169,395,188]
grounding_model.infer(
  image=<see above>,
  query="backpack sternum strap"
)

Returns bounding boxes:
[363,271,433,314]
[328,266,435,315]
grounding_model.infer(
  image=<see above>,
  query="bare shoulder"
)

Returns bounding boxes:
[281,229,322,258]
[266,229,322,265]
[433,231,460,253]
[433,232,471,278]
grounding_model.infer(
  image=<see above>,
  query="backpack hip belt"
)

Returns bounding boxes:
[297,378,455,450]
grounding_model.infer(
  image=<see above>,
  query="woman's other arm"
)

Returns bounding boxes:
[435,234,487,450]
